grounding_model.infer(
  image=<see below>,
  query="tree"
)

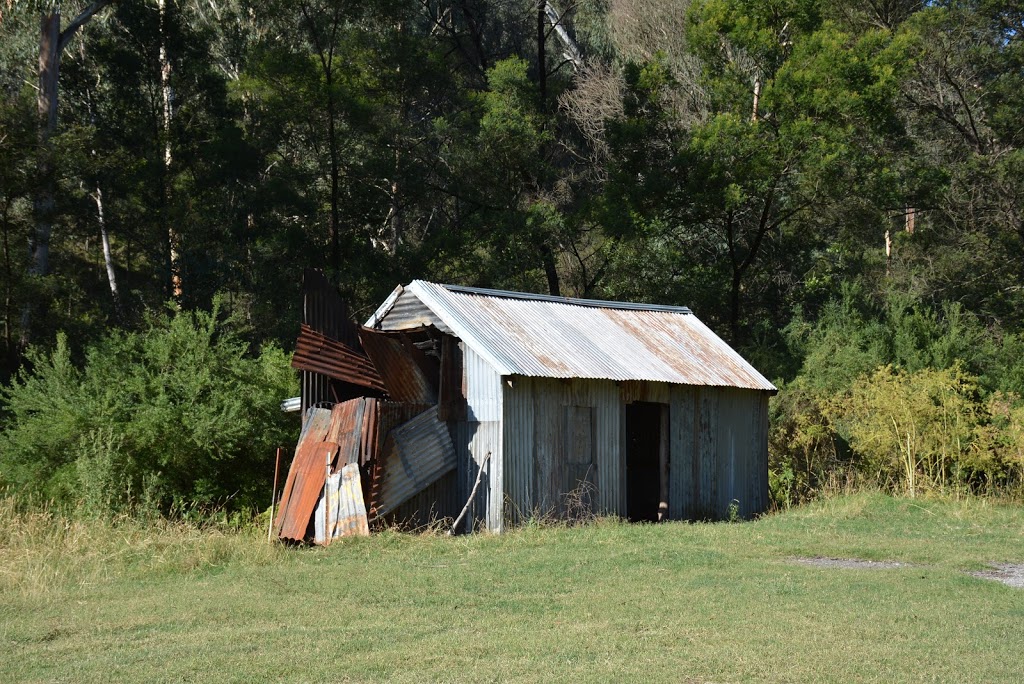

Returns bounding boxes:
[22,1,112,347]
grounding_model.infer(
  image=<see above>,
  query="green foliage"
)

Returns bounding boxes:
[0,302,297,514]
[829,364,980,495]
[3,0,1024,510]
[770,287,1024,505]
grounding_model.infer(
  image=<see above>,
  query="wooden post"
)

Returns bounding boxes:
[268,447,281,542]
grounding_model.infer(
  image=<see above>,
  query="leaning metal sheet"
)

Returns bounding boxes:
[314,463,370,543]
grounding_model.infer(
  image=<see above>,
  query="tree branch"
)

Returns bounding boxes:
[58,0,113,53]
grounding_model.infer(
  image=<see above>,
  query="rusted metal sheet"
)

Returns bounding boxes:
[273,408,332,540]
[358,327,438,404]
[372,406,457,519]
[292,324,385,392]
[301,269,364,414]
[275,440,339,541]
[275,399,373,542]
[368,280,776,392]
[314,463,370,543]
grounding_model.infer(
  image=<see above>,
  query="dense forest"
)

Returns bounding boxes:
[1,0,1022,512]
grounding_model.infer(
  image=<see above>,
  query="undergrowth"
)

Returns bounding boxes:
[0,496,285,600]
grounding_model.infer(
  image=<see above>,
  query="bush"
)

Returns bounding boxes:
[768,288,1024,505]
[0,302,298,514]
[827,364,979,496]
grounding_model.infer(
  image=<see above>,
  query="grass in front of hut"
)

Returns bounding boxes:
[1,492,1022,683]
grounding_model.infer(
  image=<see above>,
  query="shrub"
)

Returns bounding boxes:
[0,302,298,514]
[827,365,979,496]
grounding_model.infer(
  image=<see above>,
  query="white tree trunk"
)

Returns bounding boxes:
[159,0,181,299]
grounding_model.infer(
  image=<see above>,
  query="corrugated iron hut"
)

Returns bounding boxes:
[353,280,777,533]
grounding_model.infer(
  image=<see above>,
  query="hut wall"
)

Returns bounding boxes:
[457,345,504,532]
[503,379,770,526]
[503,377,623,524]
[668,385,769,519]
[376,289,453,334]
[386,471,459,529]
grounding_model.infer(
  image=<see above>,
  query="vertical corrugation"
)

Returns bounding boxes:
[532,379,562,517]
[756,392,770,513]
[465,346,501,422]
[697,387,718,519]
[502,377,534,525]
[460,346,503,531]
[669,385,694,520]
[387,470,458,527]
[593,380,620,517]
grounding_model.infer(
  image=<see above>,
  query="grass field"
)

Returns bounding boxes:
[1,492,1022,683]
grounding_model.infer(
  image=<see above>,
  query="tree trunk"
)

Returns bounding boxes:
[541,244,560,296]
[94,184,124,322]
[159,0,181,300]
[22,1,112,346]
[22,11,61,348]
[537,1,547,108]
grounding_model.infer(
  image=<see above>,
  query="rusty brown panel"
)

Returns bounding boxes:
[273,408,332,537]
[292,324,385,391]
[358,327,439,404]
[276,398,374,542]
[327,399,366,469]
[276,439,340,541]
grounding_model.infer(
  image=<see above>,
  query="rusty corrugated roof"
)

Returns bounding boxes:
[358,327,439,405]
[367,281,776,392]
[292,324,386,392]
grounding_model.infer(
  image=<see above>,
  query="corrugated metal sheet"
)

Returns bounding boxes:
[502,376,770,525]
[461,345,504,531]
[358,327,439,404]
[314,463,370,543]
[503,377,622,523]
[363,401,426,517]
[385,470,458,528]
[373,406,457,519]
[454,419,502,532]
[300,269,364,414]
[372,280,776,392]
[274,408,333,540]
[367,286,453,333]
[667,385,767,520]
[292,324,385,392]
[274,399,372,542]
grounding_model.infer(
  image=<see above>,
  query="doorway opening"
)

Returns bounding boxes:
[626,401,665,522]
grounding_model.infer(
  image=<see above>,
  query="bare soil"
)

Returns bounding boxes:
[792,556,1024,589]
[970,563,1024,589]
[792,556,908,570]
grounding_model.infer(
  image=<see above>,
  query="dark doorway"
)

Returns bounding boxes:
[626,402,664,522]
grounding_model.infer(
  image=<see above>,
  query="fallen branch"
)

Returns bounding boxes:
[449,451,491,536]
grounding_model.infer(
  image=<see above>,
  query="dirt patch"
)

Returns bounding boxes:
[970,563,1024,589]
[792,556,908,570]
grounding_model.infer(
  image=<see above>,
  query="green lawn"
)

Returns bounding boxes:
[1,493,1022,683]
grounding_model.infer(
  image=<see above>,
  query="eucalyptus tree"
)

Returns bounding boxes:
[0,1,112,347]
